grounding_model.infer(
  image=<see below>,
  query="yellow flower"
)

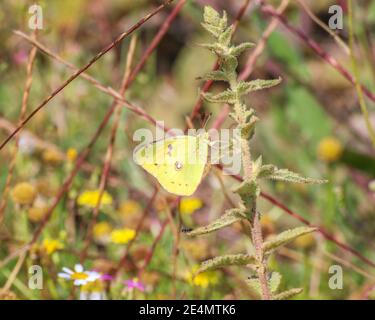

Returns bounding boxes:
[179,197,203,215]
[66,148,78,162]
[11,182,37,205]
[93,222,112,240]
[28,206,48,222]
[119,200,142,218]
[185,265,219,289]
[77,190,113,208]
[41,238,64,255]
[317,137,343,162]
[110,228,136,244]
[42,148,63,165]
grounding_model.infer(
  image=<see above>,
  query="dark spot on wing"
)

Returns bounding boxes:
[167,144,173,157]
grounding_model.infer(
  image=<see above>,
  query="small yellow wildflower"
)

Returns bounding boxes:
[58,264,101,286]
[317,137,343,162]
[179,197,203,215]
[119,200,142,218]
[66,148,78,162]
[42,148,63,165]
[41,238,64,255]
[77,190,113,208]
[110,228,136,244]
[11,182,37,205]
[185,265,219,289]
[93,221,112,240]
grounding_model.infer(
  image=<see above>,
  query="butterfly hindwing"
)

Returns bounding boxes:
[135,135,208,196]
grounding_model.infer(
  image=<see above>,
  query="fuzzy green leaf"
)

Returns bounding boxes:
[230,42,254,56]
[198,253,256,273]
[246,272,283,297]
[233,180,259,212]
[273,288,303,300]
[186,208,246,236]
[237,78,282,96]
[222,55,238,75]
[256,164,275,179]
[262,227,317,254]
[197,42,219,51]
[202,6,227,38]
[201,70,228,82]
[246,277,262,297]
[252,156,263,177]
[258,165,327,184]
[202,89,236,104]
[239,115,259,140]
[269,272,282,293]
[218,25,233,47]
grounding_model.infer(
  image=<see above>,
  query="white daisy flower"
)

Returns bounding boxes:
[58,264,101,286]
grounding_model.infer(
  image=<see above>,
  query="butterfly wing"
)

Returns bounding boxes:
[134,135,208,196]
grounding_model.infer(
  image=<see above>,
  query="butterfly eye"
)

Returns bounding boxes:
[175,161,183,170]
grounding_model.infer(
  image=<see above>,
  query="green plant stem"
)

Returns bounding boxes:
[241,134,271,300]
[347,0,375,149]
[251,212,271,300]
[231,84,271,300]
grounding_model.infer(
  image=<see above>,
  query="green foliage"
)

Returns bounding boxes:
[257,165,327,184]
[273,288,304,300]
[201,6,228,38]
[246,272,283,298]
[198,254,256,273]
[262,227,317,254]
[197,7,326,299]
[197,6,324,299]
[186,208,246,236]
[269,272,282,293]
[233,180,259,213]
[236,78,282,95]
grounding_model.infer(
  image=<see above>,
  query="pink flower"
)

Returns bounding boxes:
[13,50,28,65]
[124,278,145,292]
[101,274,114,281]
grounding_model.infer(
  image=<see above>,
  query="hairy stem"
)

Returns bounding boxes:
[230,70,271,301]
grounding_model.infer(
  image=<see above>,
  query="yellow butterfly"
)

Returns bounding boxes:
[134,133,210,196]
